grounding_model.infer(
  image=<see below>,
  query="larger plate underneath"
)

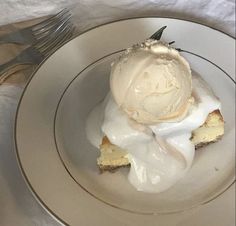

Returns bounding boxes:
[15,18,235,226]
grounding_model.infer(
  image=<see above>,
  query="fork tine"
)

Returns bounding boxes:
[43,27,75,57]
[32,9,70,31]
[32,10,70,34]
[44,26,74,56]
[42,25,74,56]
[35,24,74,56]
[35,20,72,51]
[33,12,71,35]
[33,14,72,39]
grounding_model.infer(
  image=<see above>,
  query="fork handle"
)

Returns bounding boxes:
[0,33,18,44]
[0,58,31,77]
[0,31,29,45]
[0,58,18,74]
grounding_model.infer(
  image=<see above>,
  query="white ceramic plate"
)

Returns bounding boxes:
[15,18,235,226]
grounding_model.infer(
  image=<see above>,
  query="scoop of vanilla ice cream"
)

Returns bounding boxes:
[110,40,193,124]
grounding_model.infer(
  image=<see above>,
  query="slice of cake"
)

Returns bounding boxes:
[97,110,224,172]
[191,110,224,148]
[97,136,130,171]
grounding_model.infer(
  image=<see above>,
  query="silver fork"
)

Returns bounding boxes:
[0,9,71,45]
[0,23,75,78]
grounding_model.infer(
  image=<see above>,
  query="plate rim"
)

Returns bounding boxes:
[14,16,236,226]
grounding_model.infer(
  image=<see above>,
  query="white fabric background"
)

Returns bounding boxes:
[0,0,235,36]
[0,1,235,225]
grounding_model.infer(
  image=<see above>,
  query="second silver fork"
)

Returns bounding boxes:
[0,14,75,78]
[0,9,71,45]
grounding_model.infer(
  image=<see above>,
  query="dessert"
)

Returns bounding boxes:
[86,28,224,193]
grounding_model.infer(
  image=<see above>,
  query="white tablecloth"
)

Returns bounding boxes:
[0,1,235,225]
[0,0,235,36]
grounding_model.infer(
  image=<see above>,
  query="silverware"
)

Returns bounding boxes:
[0,22,74,77]
[0,9,71,45]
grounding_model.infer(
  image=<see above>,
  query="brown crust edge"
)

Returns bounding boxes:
[98,163,130,173]
[194,135,223,149]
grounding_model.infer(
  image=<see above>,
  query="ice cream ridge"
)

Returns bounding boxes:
[86,28,224,193]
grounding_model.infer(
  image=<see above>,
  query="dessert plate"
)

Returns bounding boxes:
[15,18,235,226]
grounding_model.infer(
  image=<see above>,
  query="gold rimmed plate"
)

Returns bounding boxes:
[15,18,235,226]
